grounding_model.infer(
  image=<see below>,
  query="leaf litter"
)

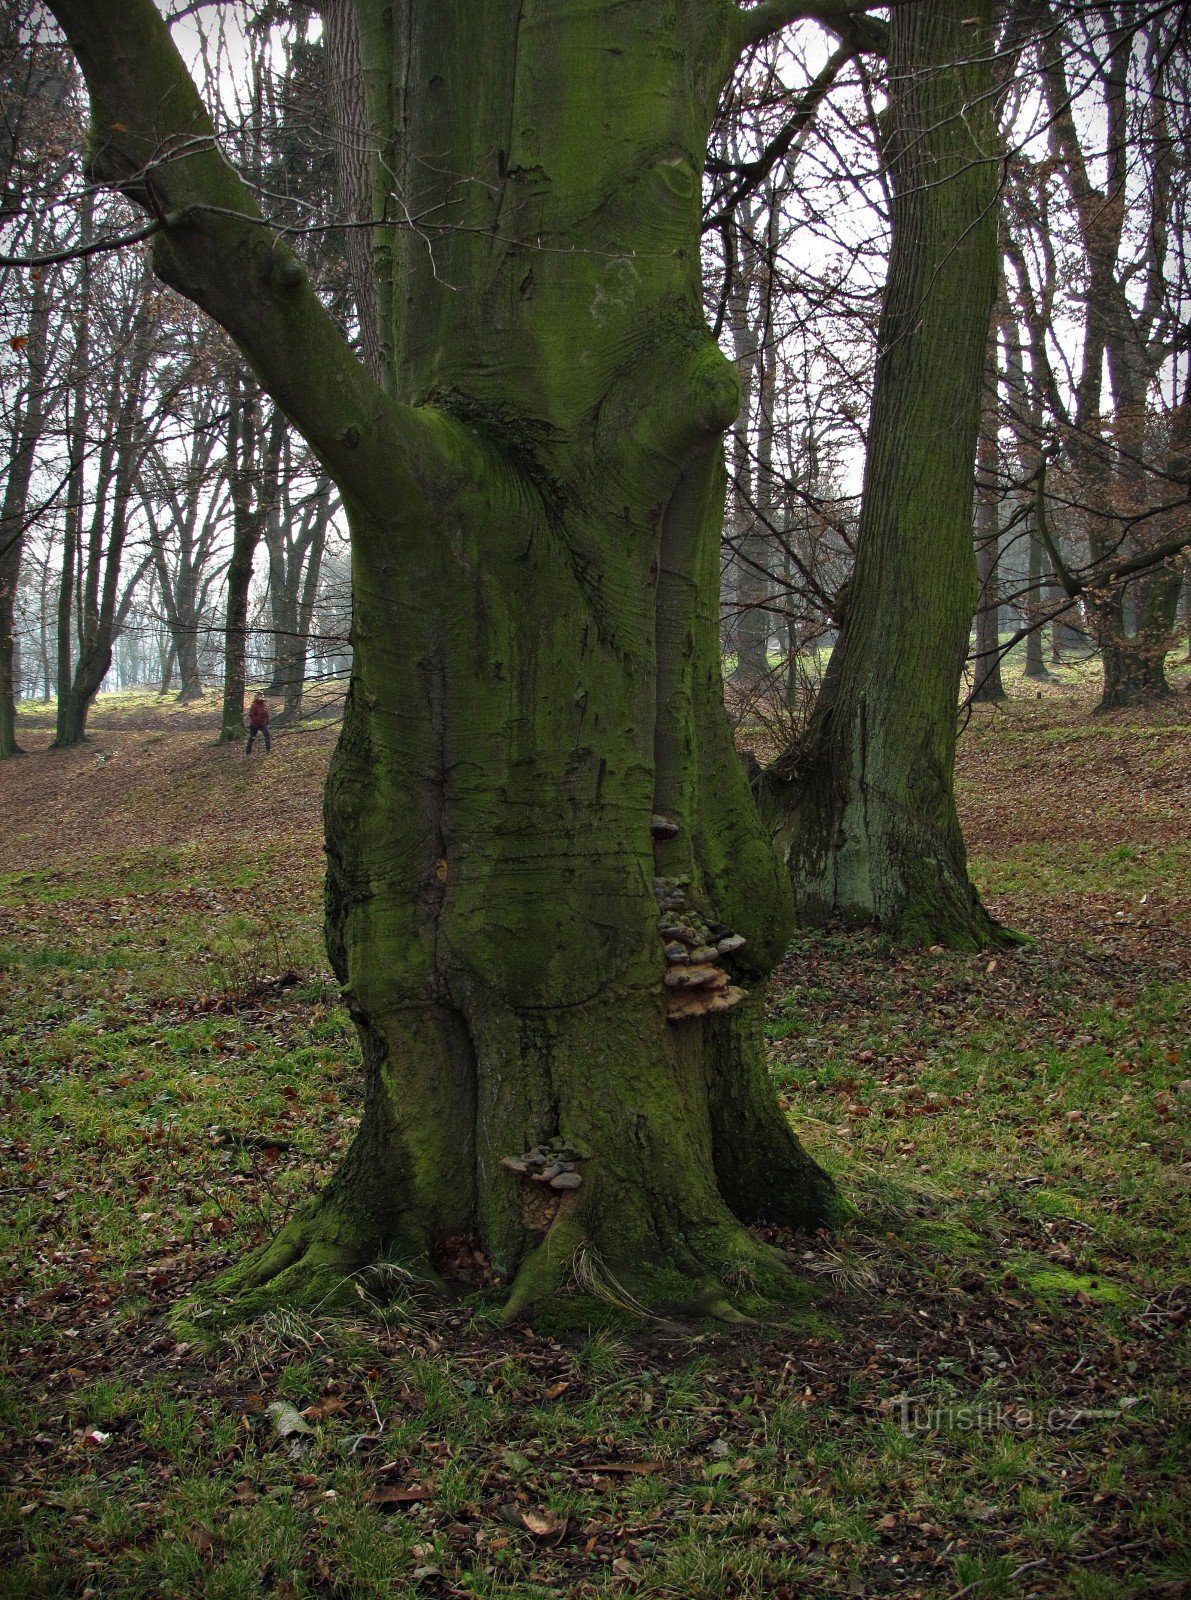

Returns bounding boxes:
[0,685,1188,1597]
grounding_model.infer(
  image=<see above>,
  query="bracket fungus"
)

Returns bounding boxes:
[650,835,749,1022]
[500,1142,584,1192]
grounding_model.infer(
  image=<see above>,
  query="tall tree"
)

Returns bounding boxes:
[49,0,897,1316]
[218,370,283,743]
[0,252,51,755]
[769,0,1007,948]
[141,382,229,703]
[1032,3,1187,708]
[261,437,334,721]
[971,333,1007,704]
[0,14,74,755]
[53,256,160,747]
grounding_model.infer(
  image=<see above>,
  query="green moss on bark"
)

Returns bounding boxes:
[58,0,842,1325]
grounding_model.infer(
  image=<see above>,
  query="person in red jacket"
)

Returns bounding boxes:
[245,693,271,754]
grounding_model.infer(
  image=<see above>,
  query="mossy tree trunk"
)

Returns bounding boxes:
[52,0,863,1317]
[772,0,1006,948]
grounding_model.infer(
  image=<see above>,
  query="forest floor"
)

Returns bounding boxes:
[1,662,1189,1600]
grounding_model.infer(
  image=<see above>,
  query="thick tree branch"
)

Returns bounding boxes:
[734,0,889,55]
[45,0,451,527]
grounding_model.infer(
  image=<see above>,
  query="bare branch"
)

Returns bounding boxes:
[734,0,890,55]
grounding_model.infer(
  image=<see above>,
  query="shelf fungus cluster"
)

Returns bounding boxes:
[500,1142,583,1191]
[500,1141,584,1241]
[650,814,748,1022]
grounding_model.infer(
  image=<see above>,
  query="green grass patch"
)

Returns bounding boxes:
[1,691,1188,1597]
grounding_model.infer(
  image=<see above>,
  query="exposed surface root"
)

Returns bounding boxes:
[499,1214,588,1324]
[188,1199,440,1328]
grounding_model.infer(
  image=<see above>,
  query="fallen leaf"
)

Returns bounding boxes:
[366,1485,430,1506]
[267,1402,312,1439]
[519,1507,568,1542]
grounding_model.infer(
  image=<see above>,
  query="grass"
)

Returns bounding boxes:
[0,681,1188,1598]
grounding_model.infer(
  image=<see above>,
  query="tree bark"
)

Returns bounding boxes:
[1023,528,1051,680]
[971,351,1005,703]
[53,0,850,1318]
[0,262,50,756]
[219,381,283,743]
[773,0,1007,948]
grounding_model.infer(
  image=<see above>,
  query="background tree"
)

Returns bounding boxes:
[765,0,1006,948]
[140,368,229,702]
[260,436,334,722]
[0,8,73,755]
[1013,1,1189,708]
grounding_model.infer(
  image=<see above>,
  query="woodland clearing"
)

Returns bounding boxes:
[1,661,1188,1600]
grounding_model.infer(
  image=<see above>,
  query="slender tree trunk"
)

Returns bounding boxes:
[1023,528,1051,679]
[219,388,282,743]
[775,0,1006,948]
[55,297,154,748]
[971,369,1005,703]
[732,202,780,686]
[0,269,51,756]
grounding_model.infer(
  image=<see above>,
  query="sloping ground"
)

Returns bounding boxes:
[0,682,1188,1600]
[1,703,339,875]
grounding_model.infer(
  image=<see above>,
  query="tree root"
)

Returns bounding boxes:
[177,1198,441,1331]
[499,1214,589,1324]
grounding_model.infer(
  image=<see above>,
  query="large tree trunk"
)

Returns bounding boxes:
[54,0,846,1319]
[774,0,1006,948]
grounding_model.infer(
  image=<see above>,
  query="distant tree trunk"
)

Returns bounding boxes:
[775,0,1005,948]
[1096,577,1179,708]
[971,358,1005,703]
[0,263,50,756]
[219,381,283,743]
[142,405,226,707]
[261,444,332,720]
[1097,379,1189,705]
[54,252,89,744]
[1023,529,1051,680]
[1038,14,1180,710]
[55,275,156,747]
[732,199,780,686]
[281,475,332,721]
[723,192,760,678]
